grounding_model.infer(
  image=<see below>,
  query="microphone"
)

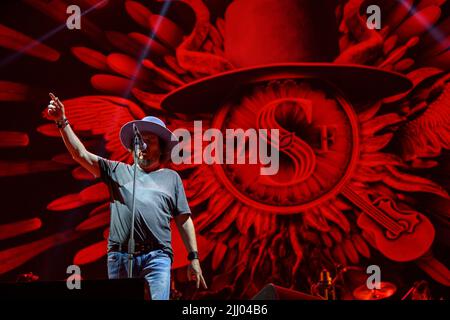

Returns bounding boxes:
[133,124,147,151]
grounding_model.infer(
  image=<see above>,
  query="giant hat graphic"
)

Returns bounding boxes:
[161,0,412,113]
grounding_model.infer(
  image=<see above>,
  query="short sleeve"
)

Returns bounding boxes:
[98,157,119,182]
[174,172,191,216]
[98,157,123,203]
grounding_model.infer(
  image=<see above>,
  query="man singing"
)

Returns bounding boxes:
[45,92,207,300]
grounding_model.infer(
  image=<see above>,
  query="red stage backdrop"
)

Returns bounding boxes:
[0,0,449,299]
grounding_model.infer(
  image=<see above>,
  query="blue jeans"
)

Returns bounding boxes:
[107,249,171,300]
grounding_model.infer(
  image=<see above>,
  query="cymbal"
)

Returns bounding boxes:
[353,282,397,300]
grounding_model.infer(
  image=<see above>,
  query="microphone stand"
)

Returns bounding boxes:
[127,124,140,278]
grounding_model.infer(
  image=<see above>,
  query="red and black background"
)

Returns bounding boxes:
[0,0,449,300]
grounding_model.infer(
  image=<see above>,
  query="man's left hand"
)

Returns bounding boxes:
[187,259,207,289]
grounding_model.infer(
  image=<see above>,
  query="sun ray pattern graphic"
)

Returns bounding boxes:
[0,0,449,299]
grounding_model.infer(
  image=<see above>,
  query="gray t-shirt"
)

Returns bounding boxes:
[98,158,191,260]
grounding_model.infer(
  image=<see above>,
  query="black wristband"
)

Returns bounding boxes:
[55,118,69,129]
[187,251,199,261]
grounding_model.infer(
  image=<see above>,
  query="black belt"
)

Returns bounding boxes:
[108,242,160,255]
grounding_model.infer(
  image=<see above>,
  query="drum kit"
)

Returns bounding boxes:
[352,282,397,300]
[310,266,432,300]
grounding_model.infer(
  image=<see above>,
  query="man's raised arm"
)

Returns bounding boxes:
[45,92,100,178]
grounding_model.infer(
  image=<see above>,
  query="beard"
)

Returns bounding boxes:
[138,157,152,168]
[137,152,160,169]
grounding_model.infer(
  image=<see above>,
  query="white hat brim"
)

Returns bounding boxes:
[119,120,178,162]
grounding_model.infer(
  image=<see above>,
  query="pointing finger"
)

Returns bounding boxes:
[49,92,63,107]
[200,275,207,289]
[49,92,56,101]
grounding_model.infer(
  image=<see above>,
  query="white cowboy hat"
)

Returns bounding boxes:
[119,116,178,162]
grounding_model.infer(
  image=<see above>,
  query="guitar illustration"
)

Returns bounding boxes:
[341,185,435,262]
